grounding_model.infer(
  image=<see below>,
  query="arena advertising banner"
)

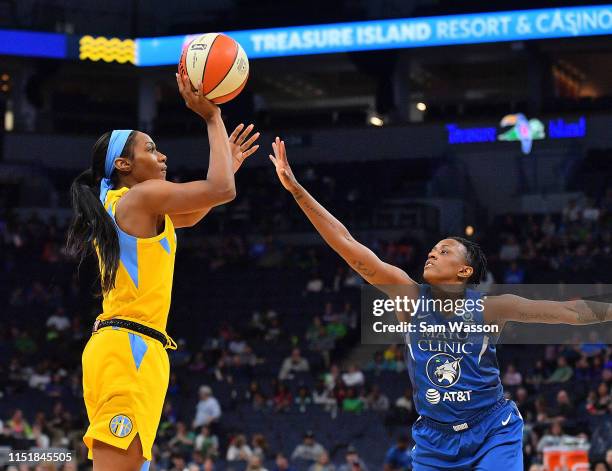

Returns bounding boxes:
[0,5,611,64]
[446,114,587,154]
[445,113,587,154]
[136,5,612,65]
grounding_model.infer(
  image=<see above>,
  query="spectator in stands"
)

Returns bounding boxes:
[525,360,547,389]
[575,355,597,383]
[582,197,601,222]
[342,388,364,413]
[273,453,296,471]
[550,390,576,422]
[312,380,337,415]
[169,453,188,471]
[194,425,219,458]
[226,434,253,461]
[606,449,612,468]
[366,385,389,412]
[6,409,32,440]
[252,433,271,460]
[513,387,534,422]
[193,385,222,429]
[307,318,335,367]
[46,307,70,333]
[308,451,335,471]
[273,382,293,413]
[342,364,364,387]
[31,423,50,448]
[581,332,607,357]
[279,348,310,380]
[295,385,313,413]
[305,271,324,293]
[502,363,523,387]
[499,236,521,262]
[383,435,412,471]
[247,455,269,471]
[592,463,609,471]
[338,445,369,471]
[587,382,611,415]
[189,352,207,373]
[545,356,573,384]
[168,421,195,456]
[323,364,340,391]
[503,261,525,284]
[562,199,582,223]
[28,362,51,390]
[536,422,578,452]
[365,351,387,374]
[393,388,414,424]
[291,431,326,462]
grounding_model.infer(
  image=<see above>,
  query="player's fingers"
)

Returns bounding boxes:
[238,124,255,144]
[229,124,244,143]
[175,73,183,94]
[269,154,278,167]
[243,145,259,159]
[241,132,260,151]
[272,141,279,158]
[280,140,288,164]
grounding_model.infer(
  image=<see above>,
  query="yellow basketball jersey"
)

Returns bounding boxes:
[95,187,177,335]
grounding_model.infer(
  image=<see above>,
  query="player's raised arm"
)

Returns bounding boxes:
[268,137,417,291]
[128,74,236,221]
[484,294,612,326]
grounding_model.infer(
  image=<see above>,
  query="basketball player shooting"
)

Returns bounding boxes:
[268,137,612,470]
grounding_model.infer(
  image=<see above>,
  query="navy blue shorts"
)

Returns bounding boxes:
[411,400,523,470]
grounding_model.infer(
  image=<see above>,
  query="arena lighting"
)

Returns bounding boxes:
[465,225,475,237]
[369,114,384,127]
[4,102,14,132]
[416,102,427,111]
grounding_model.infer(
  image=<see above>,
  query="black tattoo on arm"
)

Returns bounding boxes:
[351,259,377,278]
[571,300,612,323]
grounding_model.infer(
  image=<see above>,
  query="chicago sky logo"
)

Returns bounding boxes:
[109,415,133,438]
[498,113,545,155]
[426,353,462,388]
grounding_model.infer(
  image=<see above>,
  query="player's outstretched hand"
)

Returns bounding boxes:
[269,136,300,193]
[229,123,260,173]
[176,73,220,121]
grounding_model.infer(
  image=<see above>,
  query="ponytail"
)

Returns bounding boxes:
[66,168,120,294]
[66,130,136,294]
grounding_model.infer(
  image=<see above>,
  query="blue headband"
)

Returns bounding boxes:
[99,130,133,204]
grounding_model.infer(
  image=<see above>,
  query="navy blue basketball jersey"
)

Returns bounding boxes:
[404,284,504,423]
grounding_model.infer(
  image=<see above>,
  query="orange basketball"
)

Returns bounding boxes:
[178,33,249,104]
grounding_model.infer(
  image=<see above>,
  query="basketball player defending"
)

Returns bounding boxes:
[269,137,611,470]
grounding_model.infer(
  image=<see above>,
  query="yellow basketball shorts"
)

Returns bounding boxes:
[82,327,170,461]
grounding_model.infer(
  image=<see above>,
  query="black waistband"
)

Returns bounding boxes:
[92,318,170,348]
[418,397,508,433]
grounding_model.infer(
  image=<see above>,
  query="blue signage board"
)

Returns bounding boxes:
[136,5,612,65]
[446,115,586,154]
[0,29,67,59]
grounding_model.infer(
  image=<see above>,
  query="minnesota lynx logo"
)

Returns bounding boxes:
[426,353,462,388]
